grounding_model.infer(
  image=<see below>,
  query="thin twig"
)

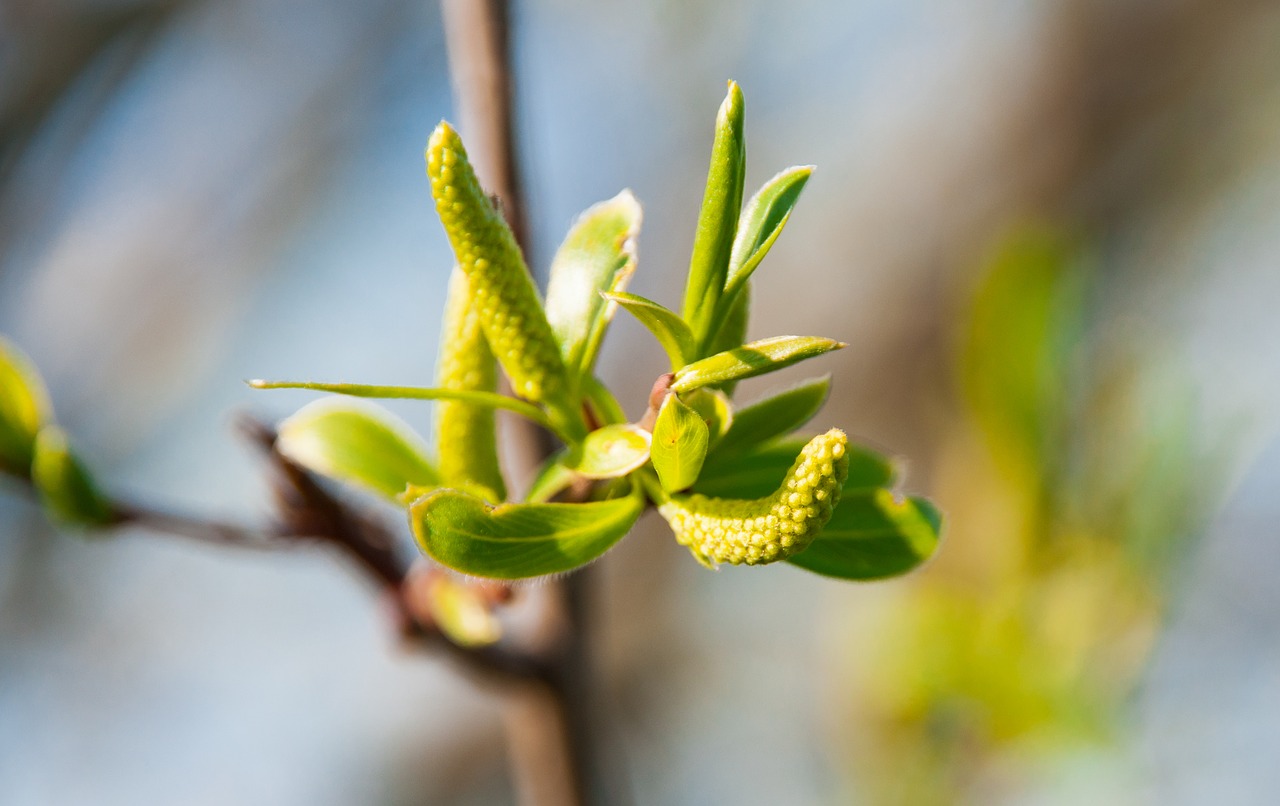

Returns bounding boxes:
[113,504,284,550]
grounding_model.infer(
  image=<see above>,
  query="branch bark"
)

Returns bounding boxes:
[440,3,605,804]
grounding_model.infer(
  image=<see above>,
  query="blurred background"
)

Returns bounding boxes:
[2,0,1280,803]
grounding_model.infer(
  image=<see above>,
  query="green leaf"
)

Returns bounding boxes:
[651,393,709,493]
[787,490,941,580]
[524,452,579,503]
[410,486,644,579]
[695,436,894,499]
[682,387,733,446]
[31,426,115,527]
[545,190,642,385]
[712,375,830,457]
[704,282,751,396]
[0,336,52,475]
[671,336,845,393]
[604,291,696,371]
[564,424,652,479]
[581,374,628,426]
[247,379,570,443]
[961,228,1084,471]
[719,165,812,305]
[276,398,440,502]
[682,80,746,350]
[425,574,502,647]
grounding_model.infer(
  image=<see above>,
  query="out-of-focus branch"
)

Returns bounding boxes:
[440,3,605,805]
[439,0,528,251]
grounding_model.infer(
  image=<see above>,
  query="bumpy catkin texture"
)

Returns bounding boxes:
[426,122,566,404]
[660,428,849,566]
[436,267,506,503]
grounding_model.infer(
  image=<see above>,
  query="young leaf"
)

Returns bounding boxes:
[716,166,813,315]
[658,429,848,567]
[581,375,628,427]
[31,426,115,527]
[651,393,710,493]
[682,387,733,447]
[0,336,51,475]
[671,336,845,393]
[276,398,440,502]
[424,574,502,647]
[564,424,652,479]
[524,452,579,504]
[435,267,506,502]
[711,375,831,457]
[787,491,941,580]
[545,190,642,385]
[247,380,570,442]
[695,435,895,499]
[704,282,750,396]
[682,80,746,350]
[410,486,644,579]
[604,291,696,370]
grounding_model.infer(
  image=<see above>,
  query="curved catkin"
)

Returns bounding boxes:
[659,428,849,566]
[426,122,566,404]
[436,267,506,503]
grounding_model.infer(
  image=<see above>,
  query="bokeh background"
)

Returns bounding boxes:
[3,0,1280,803]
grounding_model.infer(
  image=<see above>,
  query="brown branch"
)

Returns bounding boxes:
[440,3,606,803]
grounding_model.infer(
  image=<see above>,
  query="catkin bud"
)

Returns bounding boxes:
[426,122,566,404]
[436,267,506,503]
[659,428,849,566]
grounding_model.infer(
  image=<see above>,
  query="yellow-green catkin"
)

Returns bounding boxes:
[436,267,506,503]
[426,122,567,406]
[660,428,849,566]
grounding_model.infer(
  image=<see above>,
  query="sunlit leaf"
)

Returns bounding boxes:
[682,80,746,349]
[695,435,895,499]
[712,166,812,337]
[410,486,644,579]
[604,291,696,370]
[682,388,733,446]
[704,282,750,396]
[712,375,830,457]
[524,452,579,504]
[248,379,569,442]
[564,424,651,479]
[581,374,628,426]
[545,190,642,384]
[0,336,51,475]
[277,398,440,502]
[671,336,845,393]
[788,491,942,580]
[31,426,115,527]
[425,574,502,647]
[651,393,709,493]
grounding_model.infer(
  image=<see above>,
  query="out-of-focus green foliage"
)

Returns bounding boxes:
[31,426,115,527]
[0,336,52,475]
[839,228,1221,803]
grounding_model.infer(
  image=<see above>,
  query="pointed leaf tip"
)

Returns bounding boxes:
[672,336,845,393]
